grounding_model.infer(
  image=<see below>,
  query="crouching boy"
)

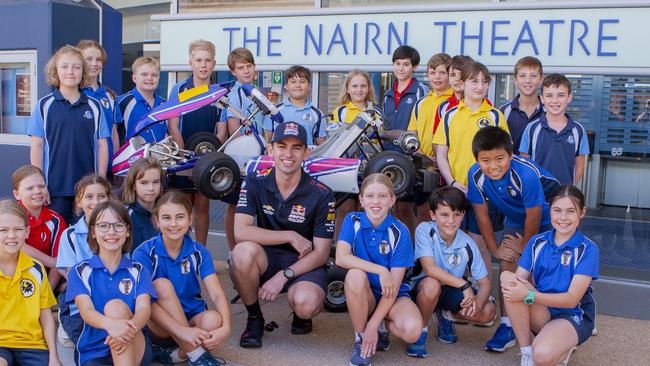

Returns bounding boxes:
[407,186,496,357]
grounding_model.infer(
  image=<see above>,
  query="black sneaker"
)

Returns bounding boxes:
[290,313,313,335]
[240,315,264,348]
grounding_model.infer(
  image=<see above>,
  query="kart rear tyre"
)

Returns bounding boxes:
[364,151,416,199]
[324,257,348,313]
[186,132,222,155]
[192,152,241,200]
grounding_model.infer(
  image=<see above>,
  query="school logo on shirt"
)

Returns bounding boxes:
[263,205,275,215]
[561,251,573,266]
[181,258,191,274]
[507,186,518,197]
[301,114,312,122]
[447,253,461,267]
[83,111,93,120]
[477,117,490,128]
[20,278,35,298]
[567,135,575,144]
[405,97,414,105]
[119,279,133,295]
[288,204,306,223]
[379,240,391,255]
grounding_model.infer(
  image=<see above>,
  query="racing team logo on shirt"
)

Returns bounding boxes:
[379,240,390,255]
[256,168,272,177]
[288,204,306,223]
[447,253,461,267]
[181,258,191,274]
[83,111,93,119]
[119,279,133,295]
[263,205,275,215]
[477,117,490,128]
[20,278,35,298]
[561,251,572,266]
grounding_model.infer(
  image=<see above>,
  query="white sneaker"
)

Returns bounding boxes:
[520,352,535,366]
[557,347,576,366]
[57,324,74,348]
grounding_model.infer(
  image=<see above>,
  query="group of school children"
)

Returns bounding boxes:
[0,35,599,366]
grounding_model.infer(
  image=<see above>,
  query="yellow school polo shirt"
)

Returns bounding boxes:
[407,88,453,156]
[432,99,510,186]
[0,251,56,349]
[332,102,383,124]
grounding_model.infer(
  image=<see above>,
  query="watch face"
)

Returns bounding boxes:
[284,268,294,279]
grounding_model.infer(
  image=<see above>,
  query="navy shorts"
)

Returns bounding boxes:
[463,201,504,235]
[370,283,412,304]
[0,347,48,366]
[58,290,84,345]
[81,335,152,366]
[550,293,596,346]
[261,246,328,293]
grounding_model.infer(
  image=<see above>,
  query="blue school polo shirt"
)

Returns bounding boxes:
[519,229,599,318]
[127,203,158,253]
[236,168,335,253]
[66,255,156,366]
[27,90,110,197]
[169,76,223,142]
[115,87,166,142]
[56,217,92,270]
[519,114,590,185]
[262,99,326,146]
[337,212,413,293]
[499,95,543,152]
[82,84,116,164]
[224,81,265,134]
[413,221,487,281]
[467,156,559,229]
[132,234,216,318]
[382,78,429,131]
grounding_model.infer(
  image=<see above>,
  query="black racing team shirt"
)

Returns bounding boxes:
[236,168,336,253]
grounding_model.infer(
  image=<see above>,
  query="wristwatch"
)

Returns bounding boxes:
[283,268,295,280]
[524,289,535,305]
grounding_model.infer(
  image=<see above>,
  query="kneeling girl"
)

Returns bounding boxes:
[336,173,422,366]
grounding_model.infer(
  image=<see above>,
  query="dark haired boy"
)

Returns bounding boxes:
[466,126,560,353]
[519,74,590,185]
[500,56,544,152]
[262,65,326,146]
[407,186,496,357]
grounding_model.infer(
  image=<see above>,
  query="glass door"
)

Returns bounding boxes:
[0,50,37,135]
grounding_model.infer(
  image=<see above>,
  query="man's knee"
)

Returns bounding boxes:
[289,284,324,318]
[230,242,261,272]
[104,299,131,318]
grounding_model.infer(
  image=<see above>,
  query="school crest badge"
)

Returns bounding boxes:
[181,258,191,274]
[119,279,133,295]
[405,97,413,104]
[561,251,572,266]
[447,253,461,267]
[567,135,575,144]
[379,240,390,255]
[508,186,518,197]
[288,204,306,223]
[83,111,93,119]
[101,98,110,109]
[20,278,35,298]
[477,117,490,128]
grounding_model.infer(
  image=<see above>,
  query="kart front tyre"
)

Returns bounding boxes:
[364,151,416,199]
[325,257,348,313]
[186,132,222,155]
[192,152,241,200]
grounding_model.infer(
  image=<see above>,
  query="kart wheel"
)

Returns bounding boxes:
[192,152,241,200]
[364,151,416,199]
[325,257,348,313]
[186,132,222,155]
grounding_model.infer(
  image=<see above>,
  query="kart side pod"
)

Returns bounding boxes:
[245,156,361,194]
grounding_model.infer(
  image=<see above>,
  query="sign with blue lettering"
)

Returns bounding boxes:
[157,5,650,72]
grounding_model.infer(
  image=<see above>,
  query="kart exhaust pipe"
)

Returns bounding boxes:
[378,131,420,154]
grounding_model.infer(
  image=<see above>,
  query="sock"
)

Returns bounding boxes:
[520,346,532,356]
[378,320,387,334]
[501,316,512,327]
[422,326,428,333]
[170,348,188,363]
[355,332,363,342]
[186,347,206,362]
[442,310,454,321]
[245,301,263,318]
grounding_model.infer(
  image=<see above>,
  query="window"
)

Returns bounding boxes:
[0,50,37,135]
